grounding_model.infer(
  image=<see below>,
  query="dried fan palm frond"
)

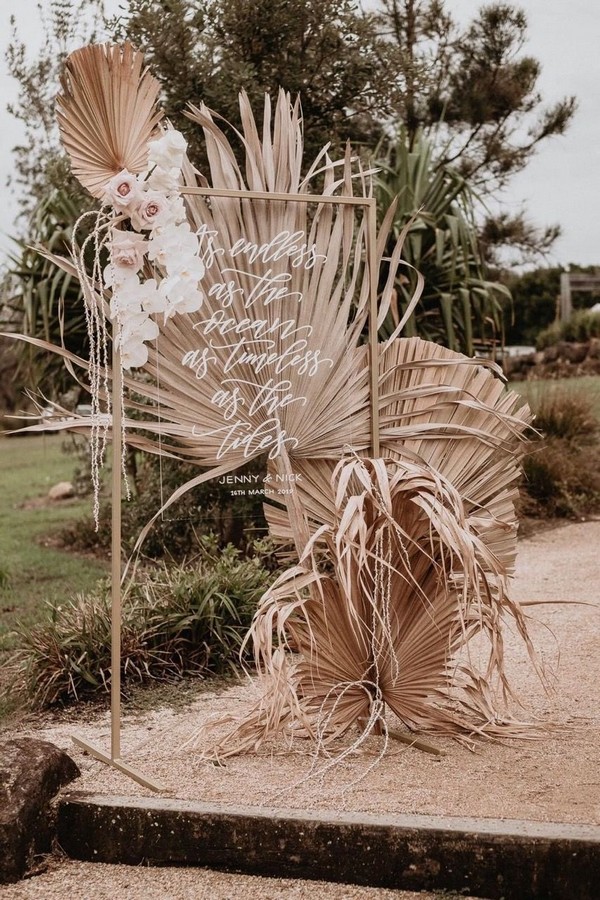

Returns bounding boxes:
[207,452,540,759]
[56,42,163,198]
[267,337,529,573]
[12,87,404,572]
[22,90,395,490]
[209,339,537,757]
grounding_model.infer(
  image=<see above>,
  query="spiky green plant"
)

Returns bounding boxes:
[2,538,271,707]
[374,129,509,355]
[5,186,92,395]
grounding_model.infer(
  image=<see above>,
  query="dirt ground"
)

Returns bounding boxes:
[1,519,599,898]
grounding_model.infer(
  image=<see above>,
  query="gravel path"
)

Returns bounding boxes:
[0,860,462,900]
[1,519,598,898]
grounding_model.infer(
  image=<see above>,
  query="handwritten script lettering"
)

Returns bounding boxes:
[184,225,329,464]
[230,230,326,270]
[192,417,299,460]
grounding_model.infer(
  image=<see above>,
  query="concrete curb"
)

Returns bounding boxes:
[57,792,600,899]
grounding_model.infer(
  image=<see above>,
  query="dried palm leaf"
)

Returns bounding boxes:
[22,90,395,498]
[267,337,529,575]
[56,42,163,198]
[207,451,540,759]
[234,339,536,754]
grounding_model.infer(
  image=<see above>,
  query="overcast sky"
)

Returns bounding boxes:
[0,0,598,269]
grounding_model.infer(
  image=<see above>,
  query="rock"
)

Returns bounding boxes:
[502,352,536,377]
[543,345,559,363]
[565,343,590,365]
[588,338,600,360]
[559,342,589,365]
[48,481,74,501]
[0,739,80,883]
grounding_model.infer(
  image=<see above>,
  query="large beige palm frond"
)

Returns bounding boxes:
[267,338,528,573]
[35,88,391,488]
[207,458,539,761]
[56,42,163,198]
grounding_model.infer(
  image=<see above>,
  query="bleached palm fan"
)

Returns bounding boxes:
[215,340,537,757]
[16,43,537,754]
[56,42,163,198]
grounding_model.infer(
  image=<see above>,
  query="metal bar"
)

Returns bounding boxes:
[71,737,166,793]
[111,339,123,762]
[367,199,380,457]
[180,186,373,207]
[70,341,166,794]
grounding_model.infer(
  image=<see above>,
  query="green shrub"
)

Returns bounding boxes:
[535,321,561,350]
[522,438,600,519]
[1,537,271,708]
[60,451,269,560]
[536,310,600,349]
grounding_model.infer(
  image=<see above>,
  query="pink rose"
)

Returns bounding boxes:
[104,169,142,209]
[109,230,148,272]
[130,191,170,231]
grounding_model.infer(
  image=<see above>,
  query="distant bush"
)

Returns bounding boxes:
[522,438,600,519]
[520,386,600,520]
[1,537,271,708]
[531,388,598,442]
[536,310,600,350]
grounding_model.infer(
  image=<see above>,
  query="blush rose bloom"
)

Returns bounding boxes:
[104,169,143,209]
[130,191,171,231]
[109,231,148,272]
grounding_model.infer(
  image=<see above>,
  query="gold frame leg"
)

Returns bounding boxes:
[72,736,167,793]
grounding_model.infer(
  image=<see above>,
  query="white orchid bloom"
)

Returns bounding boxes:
[147,129,187,171]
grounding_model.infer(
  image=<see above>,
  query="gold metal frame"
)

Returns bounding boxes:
[73,186,380,792]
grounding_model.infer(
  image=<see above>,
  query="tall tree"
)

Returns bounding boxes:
[375,1,576,262]
[117,0,388,164]
[3,0,580,378]
[376,1,576,191]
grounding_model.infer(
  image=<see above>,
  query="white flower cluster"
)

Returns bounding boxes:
[102,130,205,369]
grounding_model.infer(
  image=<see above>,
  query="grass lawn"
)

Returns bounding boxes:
[510,375,600,416]
[0,434,108,651]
